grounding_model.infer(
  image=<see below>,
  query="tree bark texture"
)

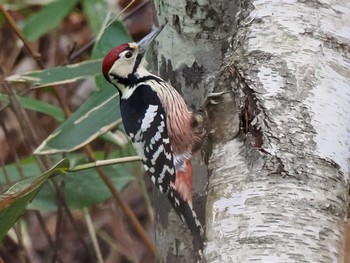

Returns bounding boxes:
[205,0,350,262]
[153,0,350,262]
[152,0,237,261]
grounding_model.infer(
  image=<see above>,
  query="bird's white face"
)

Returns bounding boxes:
[102,26,164,96]
[103,42,151,98]
[108,43,138,79]
[102,42,151,97]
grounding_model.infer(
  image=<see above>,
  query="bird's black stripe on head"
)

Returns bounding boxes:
[132,51,144,74]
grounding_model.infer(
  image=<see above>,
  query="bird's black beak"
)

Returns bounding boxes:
[137,25,165,58]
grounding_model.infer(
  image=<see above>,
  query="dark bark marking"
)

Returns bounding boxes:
[185,0,197,17]
[227,64,263,148]
[182,61,204,90]
[158,55,181,93]
[172,15,181,34]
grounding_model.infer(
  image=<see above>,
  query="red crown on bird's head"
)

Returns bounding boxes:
[102,43,130,79]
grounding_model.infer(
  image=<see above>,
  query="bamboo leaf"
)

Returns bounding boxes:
[63,164,134,209]
[22,0,79,41]
[92,20,131,90]
[0,159,69,241]
[6,59,102,88]
[92,20,130,59]
[82,0,108,35]
[0,154,137,211]
[28,164,135,211]
[34,85,120,154]
[27,153,139,211]
[0,157,40,186]
[0,94,64,121]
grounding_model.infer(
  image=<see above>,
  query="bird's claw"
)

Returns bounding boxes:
[205,91,231,105]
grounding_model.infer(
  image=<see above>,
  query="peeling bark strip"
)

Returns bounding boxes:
[205,0,350,262]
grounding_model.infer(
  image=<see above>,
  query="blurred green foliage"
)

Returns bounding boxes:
[0,0,141,242]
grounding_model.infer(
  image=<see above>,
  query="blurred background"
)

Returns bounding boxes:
[0,0,158,262]
[0,1,349,263]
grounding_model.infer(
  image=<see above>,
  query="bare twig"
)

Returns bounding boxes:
[68,0,139,62]
[95,228,139,262]
[0,4,43,69]
[122,0,150,22]
[0,161,10,186]
[52,196,63,263]
[69,156,141,172]
[83,145,156,257]
[83,207,104,263]
[118,0,137,19]
[33,211,63,263]
[1,0,156,257]
[1,81,49,170]
[67,38,95,62]
[0,117,61,261]
[1,81,91,257]
[0,4,71,117]
[14,222,31,263]
[96,0,136,43]
[0,120,25,179]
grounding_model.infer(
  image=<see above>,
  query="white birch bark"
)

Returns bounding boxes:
[153,0,350,262]
[205,0,350,262]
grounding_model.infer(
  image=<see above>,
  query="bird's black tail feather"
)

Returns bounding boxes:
[167,186,204,251]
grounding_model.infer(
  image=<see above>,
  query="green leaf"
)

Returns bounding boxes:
[92,20,131,89]
[0,159,69,241]
[29,152,139,211]
[34,85,120,154]
[82,0,108,35]
[22,0,79,41]
[0,94,64,122]
[29,165,134,211]
[0,157,40,186]
[6,59,102,88]
[63,164,134,209]
[92,20,131,59]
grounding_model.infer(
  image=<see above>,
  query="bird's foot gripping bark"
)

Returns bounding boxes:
[192,90,231,148]
[204,91,231,106]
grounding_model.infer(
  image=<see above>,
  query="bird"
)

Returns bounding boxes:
[102,25,207,249]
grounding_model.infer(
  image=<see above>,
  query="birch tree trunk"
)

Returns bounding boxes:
[152,0,350,262]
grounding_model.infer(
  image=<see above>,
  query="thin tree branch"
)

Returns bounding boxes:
[0,0,156,257]
[83,145,156,257]
[0,4,43,69]
[1,80,92,256]
[52,196,63,263]
[122,0,150,22]
[69,156,141,172]
[14,222,31,263]
[68,0,140,62]
[83,207,104,263]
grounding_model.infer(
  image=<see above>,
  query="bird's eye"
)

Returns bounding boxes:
[125,51,133,59]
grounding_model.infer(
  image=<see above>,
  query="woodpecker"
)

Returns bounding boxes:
[102,25,206,249]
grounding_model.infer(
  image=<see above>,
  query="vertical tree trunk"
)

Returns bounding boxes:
[152,0,237,261]
[205,0,350,262]
[153,0,350,262]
